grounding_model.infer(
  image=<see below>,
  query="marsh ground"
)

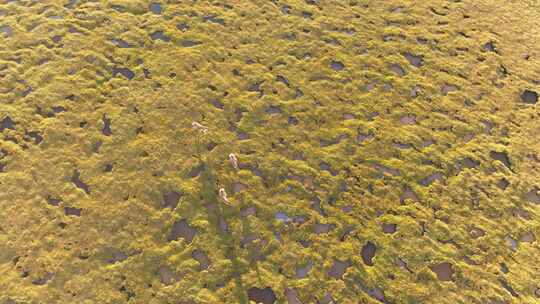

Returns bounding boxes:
[0,0,539,303]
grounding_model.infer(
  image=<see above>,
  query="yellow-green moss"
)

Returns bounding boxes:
[1,0,539,303]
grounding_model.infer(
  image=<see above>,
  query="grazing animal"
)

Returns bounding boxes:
[229,153,239,170]
[192,121,209,133]
[219,188,231,205]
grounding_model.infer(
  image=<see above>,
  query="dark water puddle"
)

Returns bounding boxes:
[430,262,454,281]
[403,52,423,67]
[295,260,313,279]
[203,15,225,25]
[112,67,135,80]
[192,250,211,270]
[521,89,538,104]
[149,3,162,14]
[71,170,90,194]
[248,287,276,304]
[180,39,202,47]
[382,223,397,234]
[314,222,335,234]
[331,60,345,71]
[64,207,81,216]
[111,39,134,48]
[108,249,128,264]
[285,288,303,304]
[102,114,112,136]
[361,241,377,266]
[168,219,197,243]
[150,30,170,42]
[420,172,443,186]
[525,187,540,204]
[0,116,16,132]
[328,259,351,279]
[158,265,174,285]
[389,63,406,76]
[490,151,511,169]
[162,191,181,209]
[47,196,61,206]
